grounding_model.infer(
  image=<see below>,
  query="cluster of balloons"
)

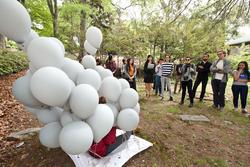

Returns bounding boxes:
[0,0,140,155]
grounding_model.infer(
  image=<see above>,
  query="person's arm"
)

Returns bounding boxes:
[144,62,148,73]
[124,65,130,78]
[112,63,116,74]
[210,61,219,73]
[155,64,159,73]
[222,60,232,74]
[132,65,137,79]
[190,64,196,75]
[203,62,212,73]
[196,63,201,72]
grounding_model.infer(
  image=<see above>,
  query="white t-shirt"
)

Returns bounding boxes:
[215,60,224,80]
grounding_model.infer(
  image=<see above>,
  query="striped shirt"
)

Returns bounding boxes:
[161,63,174,77]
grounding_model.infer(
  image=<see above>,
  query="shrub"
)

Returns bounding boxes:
[228,54,250,70]
[0,49,28,76]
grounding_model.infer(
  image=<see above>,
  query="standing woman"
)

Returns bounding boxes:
[180,57,196,107]
[125,58,137,90]
[105,55,117,74]
[144,55,155,98]
[232,61,250,114]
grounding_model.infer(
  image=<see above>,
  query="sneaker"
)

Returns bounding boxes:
[179,101,184,105]
[169,97,173,101]
[219,107,225,112]
[188,103,193,108]
[160,96,164,101]
[234,108,238,112]
[242,109,248,114]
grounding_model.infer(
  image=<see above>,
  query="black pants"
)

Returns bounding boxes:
[127,78,136,90]
[211,79,227,108]
[192,77,208,101]
[181,80,193,104]
[231,85,248,109]
[106,131,132,154]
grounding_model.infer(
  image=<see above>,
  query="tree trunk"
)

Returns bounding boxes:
[0,34,6,49]
[153,44,156,57]
[47,0,58,37]
[78,9,86,62]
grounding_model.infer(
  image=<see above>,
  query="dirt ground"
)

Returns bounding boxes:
[0,71,249,167]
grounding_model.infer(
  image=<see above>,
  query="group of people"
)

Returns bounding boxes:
[143,50,250,113]
[99,55,137,90]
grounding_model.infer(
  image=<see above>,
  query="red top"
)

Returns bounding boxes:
[88,127,116,158]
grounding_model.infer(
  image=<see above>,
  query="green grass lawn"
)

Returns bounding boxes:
[125,79,250,167]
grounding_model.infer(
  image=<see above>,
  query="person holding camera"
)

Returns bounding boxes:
[180,57,196,107]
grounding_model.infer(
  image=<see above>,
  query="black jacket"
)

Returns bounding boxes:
[196,61,212,80]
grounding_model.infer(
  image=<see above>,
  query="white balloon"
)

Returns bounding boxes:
[72,114,82,121]
[107,103,118,126]
[95,65,104,75]
[119,78,130,90]
[12,75,43,107]
[99,77,122,102]
[100,69,113,80]
[59,121,93,155]
[81,55,96,69]
[50,106,64,116]
[27,37,64,69]
[69,79,75,91]
[23,29,39,52]
[76,69,101,90]
[86,26,103,49]
[61,58,84,82]
[60,111,73,127]
[86,104,114,143]
[39,122,62,148]
[84,40,97,55]
[50,37,65,54]
[117,109,139,131]
[30,67,71,107]
[119,88,139,109]
[69,84,99,119]
[25,105,48,115]
[134,103,140,114]
[0,0,31,42]
[36,109,61,124]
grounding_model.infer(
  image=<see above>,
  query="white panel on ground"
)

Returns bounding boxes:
[68,129,153,167]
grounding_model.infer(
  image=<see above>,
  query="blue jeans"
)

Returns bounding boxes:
[155,75,162,95]
[232,85,248,109]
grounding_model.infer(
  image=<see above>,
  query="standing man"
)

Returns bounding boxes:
[192,53,212,102]
[174,58,184,94]
[161,54,174,101]
[210,50,231,111]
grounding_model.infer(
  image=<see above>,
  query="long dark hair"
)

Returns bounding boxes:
[126,58,134,71]
[237,61,250,79]
[145,55,154,64]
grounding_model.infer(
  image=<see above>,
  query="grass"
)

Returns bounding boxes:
[125,80,250,167]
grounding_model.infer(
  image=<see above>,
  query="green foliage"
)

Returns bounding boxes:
[26,0,53,36]
[0,50,28,76]
[228,55,250,70]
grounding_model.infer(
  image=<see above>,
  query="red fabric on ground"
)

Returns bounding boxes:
[88,127,117,158]
[103,127,116,145]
